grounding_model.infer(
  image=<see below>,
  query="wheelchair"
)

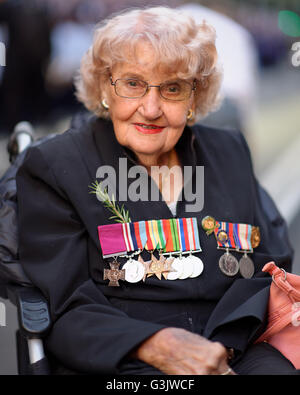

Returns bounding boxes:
[0,121,53,374]
[0,111,92,375]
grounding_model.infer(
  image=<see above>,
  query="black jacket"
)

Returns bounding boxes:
[16,115,293,374]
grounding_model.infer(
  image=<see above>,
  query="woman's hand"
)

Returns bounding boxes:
[135,327,235,375]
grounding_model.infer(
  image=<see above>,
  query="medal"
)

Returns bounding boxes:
[219,250,239,277]
[137,254,152,282]
[238,253,255,279]
[103,259,125,286]
[99,217,204,284]
[178,256,194,279]
[122,257,145,283]
[214,222,239,277]
[187,254,204,278]
[201,216,218,235]
[166,256,184,280]
[147,252,170,280]
[251,226,261,248]
[217,230,228,243]
[203,216,261,278]
[233,223,255,278]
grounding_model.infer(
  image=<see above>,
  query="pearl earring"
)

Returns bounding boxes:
[187,109,194,120]
[101,99,109,110]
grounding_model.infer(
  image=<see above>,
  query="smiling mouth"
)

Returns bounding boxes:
[133,123,166,133]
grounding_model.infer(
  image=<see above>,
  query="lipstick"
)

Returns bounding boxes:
[133,123,165,134]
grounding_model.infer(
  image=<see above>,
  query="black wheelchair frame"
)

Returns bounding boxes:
[0,122,52,374]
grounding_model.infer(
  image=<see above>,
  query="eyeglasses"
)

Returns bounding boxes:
[110,76,196,101]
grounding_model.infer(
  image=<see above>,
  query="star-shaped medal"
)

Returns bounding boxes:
[162,256,175,280]
[147,253,171,280]
[138,255,152,282]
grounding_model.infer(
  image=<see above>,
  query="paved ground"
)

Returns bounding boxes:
[0,62,299,374]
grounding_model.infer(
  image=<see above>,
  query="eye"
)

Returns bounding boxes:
[167,84,180,92]
[163,82,182,95]
[125,79,144,89]
[128,80,138,87]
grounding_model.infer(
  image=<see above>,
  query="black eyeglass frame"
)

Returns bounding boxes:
[109,76,197,101]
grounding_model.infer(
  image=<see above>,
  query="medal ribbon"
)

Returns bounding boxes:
[192,217,202,251]
[233,223,252,251]
[176,217,201,253]
[171,218,180,251]
[162,219,174,252]
[129,222,139,251]
[176,218,186,252]
[98,217,201,257]
[157,219,167,251]
[122,223,134,252]
[97,223,128,257]
[137,221,147,249]
[214,221,237,249]
[145,220,159,250]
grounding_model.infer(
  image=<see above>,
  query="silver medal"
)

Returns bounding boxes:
[219,251,239,277]
[239,254,255,279]
[123,258,145,283]
[179,256,194,279]
[166,257,184,280]
[187,255,204,278]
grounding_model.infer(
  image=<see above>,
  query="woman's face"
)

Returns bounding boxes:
[104,43,195,159]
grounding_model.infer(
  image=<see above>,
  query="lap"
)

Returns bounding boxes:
[232,343,299,375]
[120,343,299,376]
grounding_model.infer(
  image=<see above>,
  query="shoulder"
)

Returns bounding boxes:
[190,123,252,166]
[16,112,103,196]
[22,112,100,169]
[191,123,248,149]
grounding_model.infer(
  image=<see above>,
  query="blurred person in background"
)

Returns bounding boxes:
[0,0,51,134]
[178,2,259,135]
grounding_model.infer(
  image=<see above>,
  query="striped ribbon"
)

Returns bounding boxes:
[214,221,237,249]
[98,218,201,257]
[233,223,252,251]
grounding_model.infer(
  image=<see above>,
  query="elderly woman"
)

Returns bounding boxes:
[16,7,295,375]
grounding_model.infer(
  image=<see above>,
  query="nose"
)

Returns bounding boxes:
[138,86,163,120]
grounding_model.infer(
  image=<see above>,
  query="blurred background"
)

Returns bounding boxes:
[0,0,300,374]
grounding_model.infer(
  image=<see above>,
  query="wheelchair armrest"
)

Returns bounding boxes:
[7,285,51,338]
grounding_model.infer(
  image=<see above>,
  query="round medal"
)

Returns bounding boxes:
[239,255,255,279]
[166,257,184,280]
[178,257,194,279]
[201,216,217,235]
[188,255,204,278]
[123,259,145,283]
[201,216,216,231]
[217,230,228,243]
[219,252,239,277]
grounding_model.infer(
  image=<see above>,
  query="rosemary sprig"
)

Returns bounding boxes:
[89,180,131,223]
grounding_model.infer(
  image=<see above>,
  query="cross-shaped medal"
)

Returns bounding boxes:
[103,260,125,286]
